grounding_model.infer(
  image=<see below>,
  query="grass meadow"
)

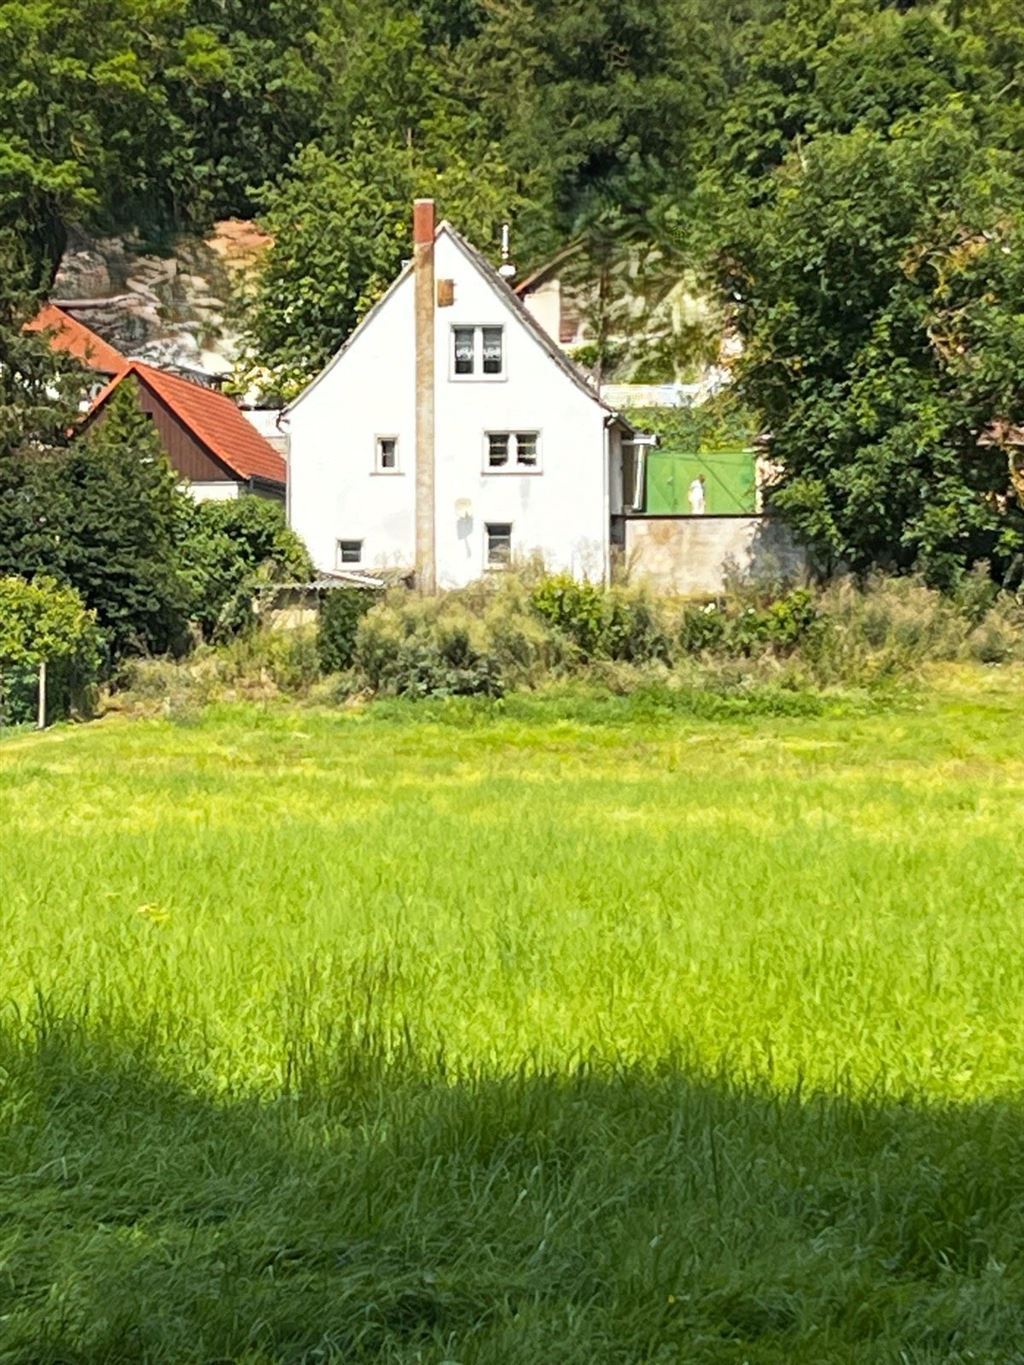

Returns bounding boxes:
[2,668,1024,1361]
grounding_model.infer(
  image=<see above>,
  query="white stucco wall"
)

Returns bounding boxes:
[287,271,416,576]
[520,277,561,345]
[286,227,613,587]
[185,480,242,502]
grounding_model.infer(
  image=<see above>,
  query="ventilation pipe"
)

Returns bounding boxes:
[498,223,516,281]
[414,198,436,594]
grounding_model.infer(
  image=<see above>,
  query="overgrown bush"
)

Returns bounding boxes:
[679,588,820,660]
[318,587,378,673]
[180,498,313,642]
[672,575,1024,685]
[117,570,1024,712]
[530,574,670,664]
[0,576,102,723]
[355,598,503,698]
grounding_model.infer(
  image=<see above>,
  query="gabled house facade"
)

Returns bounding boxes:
[285,201,636,588]
[83,361,286,503]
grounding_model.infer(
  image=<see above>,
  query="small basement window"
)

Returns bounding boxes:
[375,436,398,472]
[337,539,363,566]
[485,522,513,567]
[485,431,540,471]
[452,325,505,378]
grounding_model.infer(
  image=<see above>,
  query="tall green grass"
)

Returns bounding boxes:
[2,670,1024,1359]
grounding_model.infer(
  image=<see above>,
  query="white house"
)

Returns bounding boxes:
[285,201,640,589]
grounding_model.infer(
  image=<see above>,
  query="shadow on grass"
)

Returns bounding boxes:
[2,1015,1023,1363]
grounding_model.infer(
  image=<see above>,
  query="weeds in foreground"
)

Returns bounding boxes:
[120,567,1024,713]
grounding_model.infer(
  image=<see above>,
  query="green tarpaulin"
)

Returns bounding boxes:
[645,448,756,515]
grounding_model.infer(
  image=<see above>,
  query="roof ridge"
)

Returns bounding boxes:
[87,361,286,486]
[25,302,128,376]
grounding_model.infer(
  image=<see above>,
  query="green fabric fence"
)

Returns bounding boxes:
[645,448,757,515]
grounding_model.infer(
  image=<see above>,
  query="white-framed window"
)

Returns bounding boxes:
[337,539,363,566]
[485,430,540,472]
[375,435,399,472]
[485,522,513,567]
[452,325,505,378]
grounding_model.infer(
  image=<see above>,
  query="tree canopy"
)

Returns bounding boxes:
[3,0,1024,582]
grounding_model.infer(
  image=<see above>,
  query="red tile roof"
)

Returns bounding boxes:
[89,362,286,486]
[25,303,128,376]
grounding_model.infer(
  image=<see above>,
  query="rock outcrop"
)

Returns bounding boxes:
[52,220,270,382]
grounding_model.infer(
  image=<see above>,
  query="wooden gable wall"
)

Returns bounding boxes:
[133,381,237,484]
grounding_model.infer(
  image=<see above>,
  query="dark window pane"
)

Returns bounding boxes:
[482,327,503,374]
[515,432,538,465]
[487,433,509,467]
[378,438,397,469]
[339,540,362,564]
[486,522,512,565]
[454,327,475,374]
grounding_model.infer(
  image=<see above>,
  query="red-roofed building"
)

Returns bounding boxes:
[25,303,128,380]
[83,362,286,503]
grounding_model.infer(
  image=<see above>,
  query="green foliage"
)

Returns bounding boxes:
[238,131,415,402]
[0,575,101,722]
[632,392,759,455]
[727,106,1024,586]
[529,574,670,664]
[679,587,819,658]
[0,239,86,458]
[312,573,1023,702]
[355,599,505,698]
[68,382,194,661]
[317,587,377,674]
[0,370,195,667]
[178,496,312,641]
[5,676,1024,1355]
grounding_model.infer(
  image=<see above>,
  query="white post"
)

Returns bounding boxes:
[37,660,47,730]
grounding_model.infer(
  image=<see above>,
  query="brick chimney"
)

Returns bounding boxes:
[414,199,436,594]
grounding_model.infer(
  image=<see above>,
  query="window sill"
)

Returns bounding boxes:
[482,467,543,476]
[449,374,509,383]
[370,470,405,476]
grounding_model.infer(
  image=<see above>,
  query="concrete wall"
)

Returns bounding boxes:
[624,515,806,596]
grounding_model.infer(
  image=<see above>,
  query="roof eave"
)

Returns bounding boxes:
[283,260,416,417]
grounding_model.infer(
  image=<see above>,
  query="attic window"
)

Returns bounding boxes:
[452,325,504,379]
[482,327,503,374]
[337,539,363,566]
